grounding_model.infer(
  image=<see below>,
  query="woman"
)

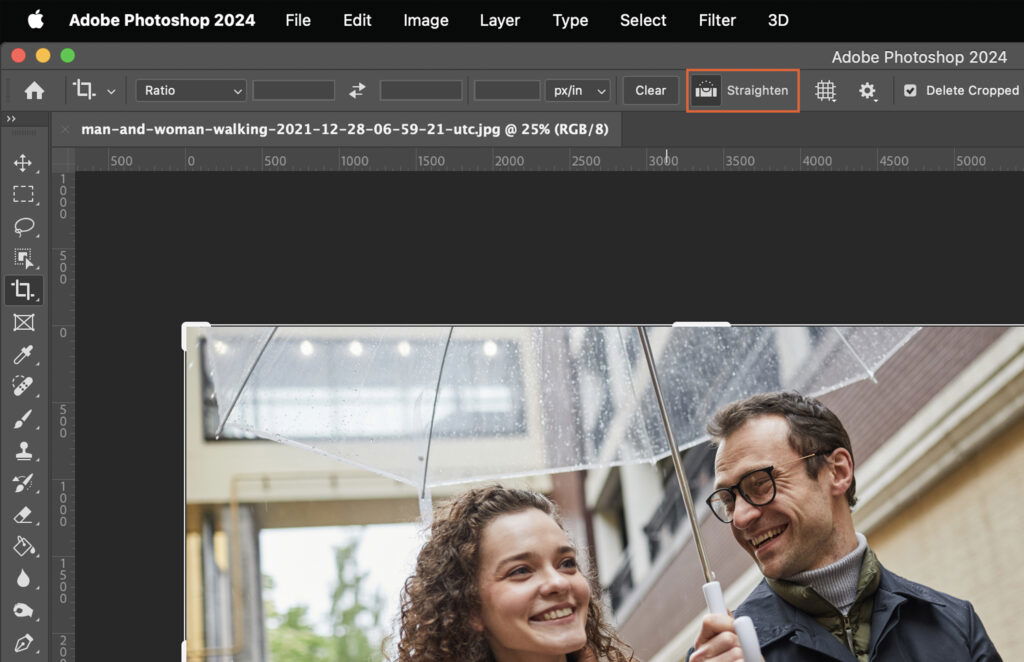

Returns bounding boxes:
[394,485,637,662]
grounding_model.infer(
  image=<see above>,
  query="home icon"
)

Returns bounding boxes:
[24,82,45,100]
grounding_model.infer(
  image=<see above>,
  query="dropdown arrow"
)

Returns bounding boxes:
[598,89,607,94]
[234,89,244,95]
[107,89,117,95]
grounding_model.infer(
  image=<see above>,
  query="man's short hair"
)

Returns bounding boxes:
[707,391,857,508]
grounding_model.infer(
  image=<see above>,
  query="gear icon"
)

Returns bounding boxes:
[859,82,876,100]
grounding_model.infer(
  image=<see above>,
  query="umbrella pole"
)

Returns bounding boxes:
[637,326,716,583]
[637,326,763,662]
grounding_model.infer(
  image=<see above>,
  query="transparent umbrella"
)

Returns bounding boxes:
[200,325,917,661]
[202,326,915,507]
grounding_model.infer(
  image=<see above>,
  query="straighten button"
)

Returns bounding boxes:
[545,79,610,102]
[686,69,800,112]
[136,79,247,102]
[624,77,679,104]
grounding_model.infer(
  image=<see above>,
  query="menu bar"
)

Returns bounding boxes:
[3,1,1024,42]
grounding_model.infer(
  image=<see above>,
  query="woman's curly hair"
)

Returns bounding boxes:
[392,485,637,662]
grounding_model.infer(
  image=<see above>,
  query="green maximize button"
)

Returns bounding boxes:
[60,48,76,63]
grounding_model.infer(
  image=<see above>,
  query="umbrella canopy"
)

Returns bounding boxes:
[200,326,918,497]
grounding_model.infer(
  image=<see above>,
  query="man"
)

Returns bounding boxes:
[689,391,1000,662]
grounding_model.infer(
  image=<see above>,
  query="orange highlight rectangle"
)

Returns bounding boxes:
[686,69,801,113]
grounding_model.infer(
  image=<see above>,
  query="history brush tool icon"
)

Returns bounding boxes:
[13,474,33,493]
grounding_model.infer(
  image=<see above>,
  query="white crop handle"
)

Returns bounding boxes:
[702,581,763,662]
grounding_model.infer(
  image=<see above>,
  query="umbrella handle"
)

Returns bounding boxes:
[702,581,764,662]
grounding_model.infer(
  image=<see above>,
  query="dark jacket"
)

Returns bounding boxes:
[728,565,1002,661]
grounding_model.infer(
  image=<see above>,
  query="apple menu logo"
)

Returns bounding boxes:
[28,10,44,29]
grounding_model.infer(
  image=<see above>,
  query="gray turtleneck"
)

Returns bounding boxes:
[783,532,868,615]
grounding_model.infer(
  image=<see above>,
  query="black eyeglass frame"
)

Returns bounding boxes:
[705,451,829,524]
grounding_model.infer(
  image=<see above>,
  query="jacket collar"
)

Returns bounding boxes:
[736,563,951,661]
[736,581,855,661]
[875,567,950,607]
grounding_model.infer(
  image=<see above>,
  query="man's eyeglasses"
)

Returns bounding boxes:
[705,451,827,524]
